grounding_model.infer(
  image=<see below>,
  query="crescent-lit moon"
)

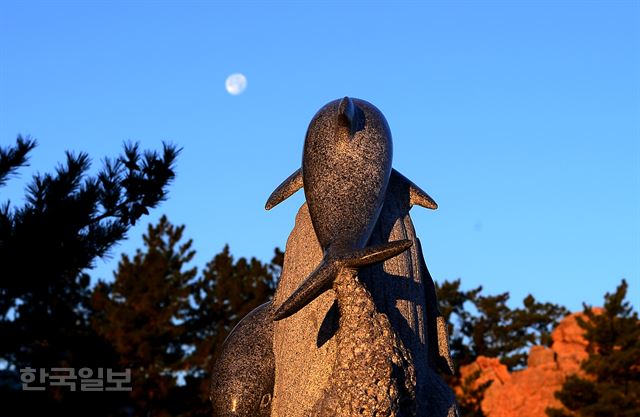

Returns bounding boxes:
[225,73,247,95]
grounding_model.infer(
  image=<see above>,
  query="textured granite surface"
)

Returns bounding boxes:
[302,97,392,252]
[310,268,416,417]
[359,177,458,417]
[209,96,457,416]
[271,202,458,417]
[271,204,336,416]
[267,97,457,417]
[209,302,274,416]
[273,97,414,322]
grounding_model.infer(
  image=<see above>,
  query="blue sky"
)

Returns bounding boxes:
[1,1,638,312]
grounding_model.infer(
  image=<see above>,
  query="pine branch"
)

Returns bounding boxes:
[0,135,37,187]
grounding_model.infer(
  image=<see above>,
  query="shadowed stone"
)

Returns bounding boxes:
[209,302,274,417]
[359,176,457,417]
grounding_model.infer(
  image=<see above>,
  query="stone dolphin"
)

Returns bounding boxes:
[209,302,274,417]
[266,97,438,321]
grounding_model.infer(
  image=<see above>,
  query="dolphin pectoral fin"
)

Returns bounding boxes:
[265,168,303,210]
[273,260,337,321]
[391,169,438,210]
[341,240,413,268]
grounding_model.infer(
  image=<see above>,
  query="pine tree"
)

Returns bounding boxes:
[181,245,281,416]
[437,278,568,371]
[0,135,36,186]
[92,216,197,417]
[547,280,640,417]
[0,136,179,416]
[1,137,179,366]
[91,216,282,417]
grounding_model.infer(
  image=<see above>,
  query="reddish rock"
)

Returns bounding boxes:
[458,311,595,417]
[458,356,510,396]
[527,345,557,370]
[482,346,565,417]
[550,310,600,374]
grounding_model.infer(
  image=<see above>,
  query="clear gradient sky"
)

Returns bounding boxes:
[1,1,638,311]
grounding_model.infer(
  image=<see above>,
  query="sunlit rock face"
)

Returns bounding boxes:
[459,311,598,417]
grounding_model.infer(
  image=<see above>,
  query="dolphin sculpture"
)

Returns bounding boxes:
[210,302,275,416]
[266,97,438,321]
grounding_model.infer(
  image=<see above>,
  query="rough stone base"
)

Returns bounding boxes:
[311,270,416,417]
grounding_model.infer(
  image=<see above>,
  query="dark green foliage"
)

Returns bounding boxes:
[92,216,197,417]
[181,245,282,417]
[190,243,280,352]
[547,375,599,417]
[0,137,179,365]
[0,136,179,416]
[437,278,568,371]
[547,280,640,417]
[92,216,281,417]
[436,279,481,372]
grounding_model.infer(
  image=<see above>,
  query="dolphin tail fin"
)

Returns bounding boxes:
[340,239,413,268]
[391,169,438,209]
[273,239,412,321]
[273,259,337,321]
[265,168,303,210]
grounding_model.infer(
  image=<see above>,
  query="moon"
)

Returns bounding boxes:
[225,73,247,95]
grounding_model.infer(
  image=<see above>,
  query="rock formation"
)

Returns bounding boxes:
[459,312,595,417]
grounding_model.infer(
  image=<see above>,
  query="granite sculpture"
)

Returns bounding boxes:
[267,97,437,321]
[210,97,458,417]
[209,302,275,416]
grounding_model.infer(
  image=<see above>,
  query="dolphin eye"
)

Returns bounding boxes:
[260,393,272,408]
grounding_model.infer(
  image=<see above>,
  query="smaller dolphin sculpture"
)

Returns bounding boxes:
[266,97,437,321]
[209,302,274,417]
